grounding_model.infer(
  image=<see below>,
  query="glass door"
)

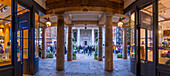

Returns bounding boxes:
[139,4,154,76]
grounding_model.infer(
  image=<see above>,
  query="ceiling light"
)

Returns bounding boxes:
[46,18,51,27]
[159,30,161,34]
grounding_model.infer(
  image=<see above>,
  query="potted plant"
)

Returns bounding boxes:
[117,52,122,58]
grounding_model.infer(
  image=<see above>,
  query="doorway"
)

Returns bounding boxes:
[139,4,154,76]
[15,4,30,76]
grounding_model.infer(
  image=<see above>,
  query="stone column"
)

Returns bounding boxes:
[56,14,65,71]
[92,29,94,45]
[123,28,127,59]
[67,24,73,61]
[105,13,113,71]
[42,27,46,59]
[98,25,103,61]
[77,28,80,46]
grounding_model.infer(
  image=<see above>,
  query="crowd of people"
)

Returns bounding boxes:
[76,45,96,56]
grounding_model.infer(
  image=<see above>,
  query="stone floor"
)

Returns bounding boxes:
[24,53,135,76]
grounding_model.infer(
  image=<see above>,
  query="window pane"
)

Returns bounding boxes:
[130,13,135,58]
[35,12,39,58]
[147,30,153,61]
[23,30,28,59]
[140,29,146,60]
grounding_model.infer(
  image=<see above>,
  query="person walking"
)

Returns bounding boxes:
[88,46,92,56]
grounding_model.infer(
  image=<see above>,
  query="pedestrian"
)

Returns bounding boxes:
[88,46,92,56]
[39,45,42,57]
[5,42,11,59]
[50,44,53,53]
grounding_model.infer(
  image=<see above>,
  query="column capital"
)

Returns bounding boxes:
[104,12,114,17]
[98,24,104,27]
[67,24,73,27]
[57,14,65,20]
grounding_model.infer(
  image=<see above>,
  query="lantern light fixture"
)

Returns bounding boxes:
[118,18,123,28]
[46,18,51,27]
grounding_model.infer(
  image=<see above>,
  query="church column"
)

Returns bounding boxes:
[56,14,65,71]
[123,27,127,59]
[98,25,103,61]
[105,13,113,71]
[42,27,46,59]
[92,29,94,45]
[67,24,73,61]
[77,28,80,46]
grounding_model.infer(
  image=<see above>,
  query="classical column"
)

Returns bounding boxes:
[105,13,113,71]
[67,24,73,61]
[56,14,65,71]
[123,28,127,59]
[42,27,46,59]
[98,25,103,61]
[77,28,80,46]
[4,24,10,49]
[92,29,94,45]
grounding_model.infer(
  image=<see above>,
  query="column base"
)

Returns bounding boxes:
[67,59,72,61]
[42,57,46,59]
[105,68,113,72]
[57,68,64,71]
[123,57,127,59]
[98,59,103,61]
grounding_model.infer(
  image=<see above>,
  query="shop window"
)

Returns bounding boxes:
[0,0,12,66]
[35,12,39,58]
[158,0,170,65]
[130,13,135,58]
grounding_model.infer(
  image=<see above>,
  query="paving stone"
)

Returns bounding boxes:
[30,53,135,76]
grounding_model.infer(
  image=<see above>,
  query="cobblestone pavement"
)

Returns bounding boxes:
[24,53,135,76]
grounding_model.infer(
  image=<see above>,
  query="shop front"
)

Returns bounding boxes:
[0,0,45,76]
[126,0,170,76]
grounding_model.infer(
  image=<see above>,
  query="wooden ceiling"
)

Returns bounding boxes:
[46,0,124,14]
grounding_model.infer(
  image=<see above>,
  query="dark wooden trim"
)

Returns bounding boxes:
[18,0,45,14]
[153,0,158,76]
[124,0,152,14]
[136,6,141,76]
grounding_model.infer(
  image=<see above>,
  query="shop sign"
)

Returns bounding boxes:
[18,12,30,30]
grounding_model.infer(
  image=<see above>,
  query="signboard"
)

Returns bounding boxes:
[140,11,153,29]
[18,12,30,30]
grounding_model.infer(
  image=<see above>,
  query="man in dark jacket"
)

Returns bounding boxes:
[88,46,92,56]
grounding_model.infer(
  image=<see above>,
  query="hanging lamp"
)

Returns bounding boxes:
[46,18,51,27]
